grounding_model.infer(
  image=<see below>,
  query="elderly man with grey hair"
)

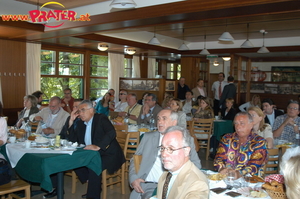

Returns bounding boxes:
[129,109,201,199]
[34,96,69,137]
[155,126,209,199]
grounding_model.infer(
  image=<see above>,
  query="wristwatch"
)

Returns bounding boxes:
[66,104,69,107]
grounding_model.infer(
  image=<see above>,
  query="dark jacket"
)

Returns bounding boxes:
[221,107,237,121]
[219,83,236,109]
[18,106,40,123]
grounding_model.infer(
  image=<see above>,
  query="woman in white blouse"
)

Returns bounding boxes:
[169,98,186,128]
[248,106,273,148]
[239,94,261,112]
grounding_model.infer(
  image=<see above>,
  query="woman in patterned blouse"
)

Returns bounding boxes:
[214,112,268,178]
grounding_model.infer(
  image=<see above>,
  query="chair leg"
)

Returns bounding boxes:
[121,164,125,194]
[102,170,107,199]
[25,185,31,199]
[71,171,77,194]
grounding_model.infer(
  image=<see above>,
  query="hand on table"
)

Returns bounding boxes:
[42,127,54,135]
[131,178,145,193]
[84,144,100,151]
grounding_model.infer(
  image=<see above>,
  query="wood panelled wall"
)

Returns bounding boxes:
[0,39,26,125]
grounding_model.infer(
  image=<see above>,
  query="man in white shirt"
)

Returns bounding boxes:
[211,72,227,116]
[114,89,128,112]
[262,98,283,127]
[129,109,201,199]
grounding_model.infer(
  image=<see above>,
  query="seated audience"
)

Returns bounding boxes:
[182,90,194,116]
[248,106,273,149]
[129,109,201,199]
[169,98,186,128]
[60,88,74,114]
[16,95,39,129]
[137,93,162,126]
[34,96,69,137]
[239,94,261,112]
[0,102,7,160]
[31,90,44,109]
[214,112,268,178]
[262,98,283,127]
[95,92,111,116]
[193,97,214,119]
[119,93,142,124]
[280,147,300,199]
[155,126,209,199]
[221,98,237,121]
[273,100,300,142]
[114,89,128,112]
[137,92,149,105]
[161,92,173,109]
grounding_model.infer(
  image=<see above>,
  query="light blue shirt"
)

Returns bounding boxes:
[84,116,94,146]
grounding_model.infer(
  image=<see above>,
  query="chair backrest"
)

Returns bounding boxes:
[133,155,142,174]
[190,118,214,137]
[124,132,140,159]
[114,124,128,132]
[116,131,127,151]
[264,148,279,175]
[29,121,39,133]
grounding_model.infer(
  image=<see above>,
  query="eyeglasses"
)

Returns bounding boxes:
[288,107,299,110]
[158,146,187,154]
[120,93,127,95]
[78,108,92,113]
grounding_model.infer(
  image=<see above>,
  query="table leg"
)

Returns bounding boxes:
[57,172,64,199]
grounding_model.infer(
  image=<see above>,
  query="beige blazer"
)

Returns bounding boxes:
[191,87,207,99]
[156,160,209,199]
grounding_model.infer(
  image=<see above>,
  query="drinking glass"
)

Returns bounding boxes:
[225,170,235,187]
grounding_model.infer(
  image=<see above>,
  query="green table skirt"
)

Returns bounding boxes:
[213,120,234,141]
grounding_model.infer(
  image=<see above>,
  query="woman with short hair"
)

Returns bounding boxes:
[16,95,39,128]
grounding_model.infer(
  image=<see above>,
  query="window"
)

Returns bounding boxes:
[177,64,181,80]
[123,58,132,77]
[155,61,159,77]
[40,50,84,102]
[167,63,175,79]
[90,54,108,100]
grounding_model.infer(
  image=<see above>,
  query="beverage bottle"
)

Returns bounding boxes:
[149,114,155,131]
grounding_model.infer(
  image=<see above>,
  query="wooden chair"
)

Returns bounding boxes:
[133,155,142,174]
[64,170,78,194]
[264,148,280,176]
[124,132,140,177]
[113,124,128,133]
[101,131,127,199]
[28,121,39,133]
[0,180,30,199]
[189,118,214,160]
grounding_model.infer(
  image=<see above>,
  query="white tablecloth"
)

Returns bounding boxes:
[6,143,75,168]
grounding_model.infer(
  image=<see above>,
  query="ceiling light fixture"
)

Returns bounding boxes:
[98,43,109,51]
[222,57,231,61]
[148,28,161,45]
[110,0,137,9]
[219,21,234,41]
[178,28,189,50]
[241,23,254,48]
[257,31,270,53]
[213,61,219,66]
[199,33,210,55]
[126,48,136,55]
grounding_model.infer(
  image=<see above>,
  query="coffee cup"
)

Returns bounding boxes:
[9,136,16,143]
[25,140,31,148]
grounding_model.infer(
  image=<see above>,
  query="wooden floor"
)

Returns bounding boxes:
[28,149,214,199]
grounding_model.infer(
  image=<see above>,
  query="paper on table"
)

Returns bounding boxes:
[6,143,75,168]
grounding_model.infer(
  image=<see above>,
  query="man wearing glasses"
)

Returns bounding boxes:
[273,100,300,142]
[68,100,125,199]
[129,109,201,199]
[61,88,74,114]
[155,126,209,199]
[114,89,128,112]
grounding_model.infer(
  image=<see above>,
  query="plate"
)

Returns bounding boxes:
[76,144,85,148]
[237,187,268,198]
[61,147,77,151]
[31,146,51,150]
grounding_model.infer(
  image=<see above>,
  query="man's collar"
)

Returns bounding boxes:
[84,116,94,125]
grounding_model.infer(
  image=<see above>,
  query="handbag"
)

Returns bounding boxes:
[0,158,12,185]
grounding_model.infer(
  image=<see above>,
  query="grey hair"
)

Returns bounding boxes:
[288,100,300,110]
[234,112,253,123]
[169,110,179,122]
[280,155,300,199]
[50,96,61,103]
[164,126,191,147]
[128,92,137,100]
[24,95,38,107]
[80,100,94,109]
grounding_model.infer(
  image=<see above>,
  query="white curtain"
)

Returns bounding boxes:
[132,55,140,78]
[108,52,124,103]
[148,58,156,78]
[26,43,41,95]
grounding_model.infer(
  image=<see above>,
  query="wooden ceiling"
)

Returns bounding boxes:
[1,0,300,60]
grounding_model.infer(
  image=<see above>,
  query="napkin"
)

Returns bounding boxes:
[265,174,284,184]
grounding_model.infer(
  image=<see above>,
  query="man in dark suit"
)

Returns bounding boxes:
[262,98,284,127]
[219,76,236,109]
[69,100,125,199]
[137,93,162,127]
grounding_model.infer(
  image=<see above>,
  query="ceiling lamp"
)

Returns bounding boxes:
[98,43,108,51]
[126,48,136,55]
[213,61,219,66]
[219,21,234,41]
[178,28,189,50]
[148,27,161,45]
[199,33,210,55]
[110,0,137,9]
[222,57,231,61]
[257,31,270,53]
[241,23,254,48]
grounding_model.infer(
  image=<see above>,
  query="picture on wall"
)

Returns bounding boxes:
[293,85,300,95]
[264,84,278,94]
[165,81,175,91]
[120,80,132,90]
[146,80,159,91]
[250,83,264,93]
[132,80,147,90]
[278,84,293,94]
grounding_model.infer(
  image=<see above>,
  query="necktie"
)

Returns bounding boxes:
[162,172,172,199]
[219,82,222,99]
